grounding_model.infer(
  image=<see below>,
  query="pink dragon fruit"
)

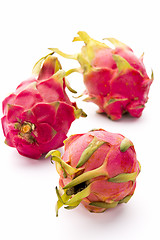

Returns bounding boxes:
[47,129,141,216]
[49,31,153,120]
[1,55,85,159]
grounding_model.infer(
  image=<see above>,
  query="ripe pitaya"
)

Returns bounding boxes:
[49,31,153,120]
[47,129,141,216]
[1,55,85,159]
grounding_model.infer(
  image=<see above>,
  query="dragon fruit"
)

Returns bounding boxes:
[1,55,85,159]
[47,129,141,216]
[49,31,153,120]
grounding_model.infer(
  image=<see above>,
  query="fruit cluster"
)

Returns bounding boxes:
[1,31,153,216]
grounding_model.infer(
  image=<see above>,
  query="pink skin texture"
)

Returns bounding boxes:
[79,32,153,120]
[51,129,140,215]
[50,31,153,120]
[1,56,83,159]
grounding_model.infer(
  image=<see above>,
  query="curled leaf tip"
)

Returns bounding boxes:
[48,48,77,60]
[45,150,61,159]
[65,67,81,77]
[74,108,87,119]
[120,138,133,152]
[65,78,77,93]
[104,37,128,49]
[45,150,56,159]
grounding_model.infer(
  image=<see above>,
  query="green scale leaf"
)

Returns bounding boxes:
[89,194,133,209]
[108,172,138,183]
[65,184,91,206]
[32,52,55,75]
[76,136,106,168]
[112,54,133,73]
[118,195,132,204]
[120,138,133,152]
[89,201,118,209]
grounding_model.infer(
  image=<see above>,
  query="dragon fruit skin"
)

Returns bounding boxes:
[48,129,140,215]
[1,55,84,159]
[49,31,153,120]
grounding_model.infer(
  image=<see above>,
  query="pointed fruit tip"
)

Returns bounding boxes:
[32,52,55,76]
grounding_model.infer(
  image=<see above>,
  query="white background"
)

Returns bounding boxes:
[0,1,159,239]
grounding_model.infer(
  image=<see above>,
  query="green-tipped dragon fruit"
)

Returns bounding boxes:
[1,55,86,159]
[47,129,141,216]
[49,31,153,120]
